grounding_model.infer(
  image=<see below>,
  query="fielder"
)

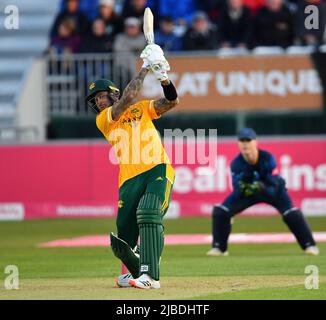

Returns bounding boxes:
[207,128,319,256]
[86,44,179,289]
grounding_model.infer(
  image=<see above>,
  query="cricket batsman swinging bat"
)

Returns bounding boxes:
[143,7,155,44]
[121,7,155,277]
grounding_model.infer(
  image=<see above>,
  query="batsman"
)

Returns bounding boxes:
[86,35,178,288]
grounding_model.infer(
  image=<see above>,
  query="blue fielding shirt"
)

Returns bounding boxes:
[231,149,285,196]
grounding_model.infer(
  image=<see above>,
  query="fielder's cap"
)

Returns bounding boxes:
[237,128,257,140]
[99,0,114,6]
[125,17,141,27]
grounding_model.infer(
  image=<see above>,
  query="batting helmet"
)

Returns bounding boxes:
[86,79,120,114]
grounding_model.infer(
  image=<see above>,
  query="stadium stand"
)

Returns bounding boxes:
[0,0,60,133]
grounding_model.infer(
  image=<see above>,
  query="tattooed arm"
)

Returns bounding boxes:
[111,68,149,120]
[154,80,179,116]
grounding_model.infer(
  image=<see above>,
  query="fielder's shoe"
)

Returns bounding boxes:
[128,274,160,289]
[305,246,320,256]
[206,247,229,256]
[116,273,133,288]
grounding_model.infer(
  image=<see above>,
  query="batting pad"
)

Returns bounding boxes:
[110,232,139,278]
[137,193,164,280]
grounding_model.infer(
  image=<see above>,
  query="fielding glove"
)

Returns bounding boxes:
[253,181,265,192]
[239,181,265,197]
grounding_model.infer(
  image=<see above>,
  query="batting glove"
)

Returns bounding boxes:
[151,61,170,82]
[140,44,168,69]
[141,59,151,69]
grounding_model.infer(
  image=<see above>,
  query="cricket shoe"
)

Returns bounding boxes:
[116,273,133,288]
[305,246,320,256]
[206,247,229,256]
[128,274,160,289]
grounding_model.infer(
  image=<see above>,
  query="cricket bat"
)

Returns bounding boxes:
[143,7,155,44]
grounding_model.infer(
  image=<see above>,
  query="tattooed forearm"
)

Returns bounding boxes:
[154,97,179,116]
[154,79,179,115]
[124,68,148,100]
[111,68,149,120]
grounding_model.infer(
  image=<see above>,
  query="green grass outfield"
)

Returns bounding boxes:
[0,216,325,300]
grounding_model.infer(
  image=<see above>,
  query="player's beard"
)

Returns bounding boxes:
[98,102,109,109]
[95,101,108,113]
[95,93,119,112]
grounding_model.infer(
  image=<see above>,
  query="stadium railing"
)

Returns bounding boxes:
[47,52,136,116]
